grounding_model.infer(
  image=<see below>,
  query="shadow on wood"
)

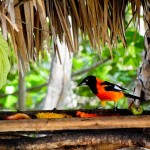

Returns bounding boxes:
[0,129,150,149]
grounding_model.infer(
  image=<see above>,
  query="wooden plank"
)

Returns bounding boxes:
[0,129,150,149]
[0,109,135,118]
[0,115,150,132]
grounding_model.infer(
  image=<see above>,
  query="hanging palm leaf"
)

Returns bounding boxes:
[0,0,141,73]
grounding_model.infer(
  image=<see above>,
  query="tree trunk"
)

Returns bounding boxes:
[42,39,73,110]
[133,1,150,105]
[18,72,26,111]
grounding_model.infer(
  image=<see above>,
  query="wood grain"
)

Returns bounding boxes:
[0,115,150,132]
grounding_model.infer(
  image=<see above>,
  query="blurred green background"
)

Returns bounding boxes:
[0,25,144,110]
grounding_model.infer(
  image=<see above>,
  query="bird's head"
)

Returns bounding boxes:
[78,75,96,87]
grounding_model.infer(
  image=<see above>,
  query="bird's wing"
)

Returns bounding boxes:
[100,81,127,92]
[100,81,145,101]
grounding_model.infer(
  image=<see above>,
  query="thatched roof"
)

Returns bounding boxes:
[0,0,141,72]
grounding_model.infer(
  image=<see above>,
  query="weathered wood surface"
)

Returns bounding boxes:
[0,129,149,150]
[0,109,135,118]
[0,115,150,133]
[0,110,150,149]
[0,109,150,118]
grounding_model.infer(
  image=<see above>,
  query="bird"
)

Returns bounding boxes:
[78,75,144,109]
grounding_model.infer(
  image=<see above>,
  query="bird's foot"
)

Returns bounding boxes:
[114,106,119,111]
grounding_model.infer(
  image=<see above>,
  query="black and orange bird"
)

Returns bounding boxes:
[78,75,144,109]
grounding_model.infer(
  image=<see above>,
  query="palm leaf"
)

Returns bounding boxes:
[0,0,141,72]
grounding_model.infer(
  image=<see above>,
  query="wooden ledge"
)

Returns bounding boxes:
[0,115,150,132]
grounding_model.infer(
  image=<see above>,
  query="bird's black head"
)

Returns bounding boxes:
[78,75,97,94]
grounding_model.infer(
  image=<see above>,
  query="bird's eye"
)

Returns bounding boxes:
[86,79,88,82]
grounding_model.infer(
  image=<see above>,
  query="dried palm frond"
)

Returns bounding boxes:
[0,0,141,73]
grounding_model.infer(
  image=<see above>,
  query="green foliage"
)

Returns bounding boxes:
[0,26,144,110]
[0,34,10,89]
[25,56,50,109]
[0,52,50,110]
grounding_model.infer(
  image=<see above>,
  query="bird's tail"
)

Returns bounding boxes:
[124,93,145,101]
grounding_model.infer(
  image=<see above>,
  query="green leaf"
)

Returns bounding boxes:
[4,95,17,109]
[0,34,10,89]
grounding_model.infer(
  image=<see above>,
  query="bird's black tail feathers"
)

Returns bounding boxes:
[124,93,145,101]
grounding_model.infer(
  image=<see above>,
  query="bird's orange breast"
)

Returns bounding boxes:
[96,91,124,102]
[96,78,124,102]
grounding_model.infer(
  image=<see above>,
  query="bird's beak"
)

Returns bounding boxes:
[77,81,86,87]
